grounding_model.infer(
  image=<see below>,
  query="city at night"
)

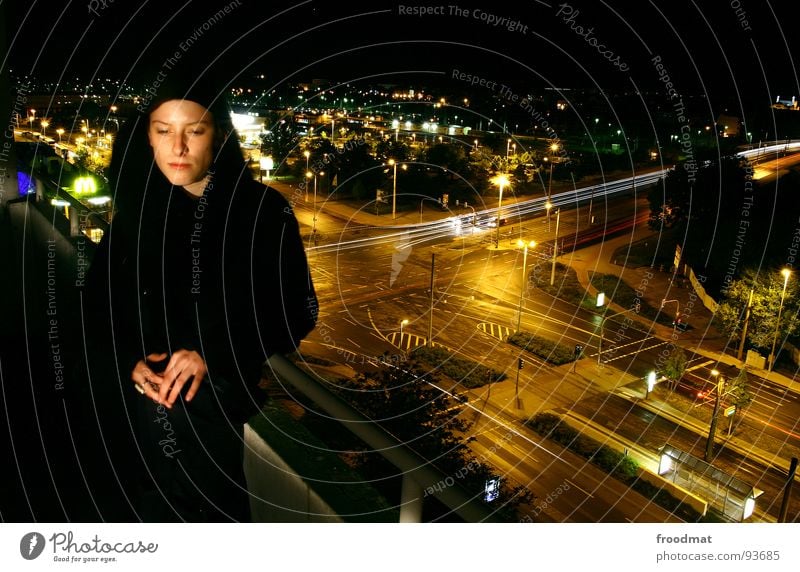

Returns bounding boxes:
[2,1,800,569]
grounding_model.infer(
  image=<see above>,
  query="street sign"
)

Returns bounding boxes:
[724,405,736,417]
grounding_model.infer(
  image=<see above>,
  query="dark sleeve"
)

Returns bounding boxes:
[83,215,142,378]
[254,189,317,356]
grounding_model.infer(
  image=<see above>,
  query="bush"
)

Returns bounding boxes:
[529,262,594,308]
[507,331,575,365]
[410,346,505,389]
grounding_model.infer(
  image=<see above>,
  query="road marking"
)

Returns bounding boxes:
[565,479,594,498]
[477,322,511,341]
[600,340,670,363]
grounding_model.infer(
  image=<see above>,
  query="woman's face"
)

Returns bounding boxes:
[148,99,215,195]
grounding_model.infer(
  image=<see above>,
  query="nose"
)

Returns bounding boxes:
[171,132,188,156]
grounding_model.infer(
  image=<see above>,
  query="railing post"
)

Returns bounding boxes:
[399,474,424,523]
[69,206,81,236]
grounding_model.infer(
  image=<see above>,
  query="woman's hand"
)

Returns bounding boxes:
[131,352,168,403]
[158,349,207,408]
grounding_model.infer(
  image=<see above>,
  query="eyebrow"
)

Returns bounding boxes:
[150,119,212,126]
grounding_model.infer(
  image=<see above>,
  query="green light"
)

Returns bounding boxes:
[74,176,97,195]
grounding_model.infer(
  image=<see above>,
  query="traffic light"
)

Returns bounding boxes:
[518,358,524,370]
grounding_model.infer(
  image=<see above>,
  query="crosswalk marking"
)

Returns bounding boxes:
[387,331,426,350]
[477,322,511,341]
[387,331,449,352]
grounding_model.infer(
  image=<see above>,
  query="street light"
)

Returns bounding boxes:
[769,268,791,372]
[515,236,533,411]
[40,120,49,138]
[704,369,725,461]
[387,159,406,220]
[306,170,324,236]
[492,174,509,248]
[55,128,64,143]
[28,109,35,130]
[303,149,310,173]
[399,319,409,348]
[515,240,536,333]
[550,209,560,286]
[544,200,552,232]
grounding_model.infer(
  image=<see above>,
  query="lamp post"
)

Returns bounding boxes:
[768,268,792,372]
[516,240,536,333]
[704,370,724,461]
[387,159,405,220]
[399,319,409,348]
[545,200,552,232]
[55,128,64,143]
[310,171,324,236]
[40,120,49,139]
[492,174,509,248]
[515,239,534,408]
[505,138,511,169]
[550,209,560,286]
[28,109,35,130]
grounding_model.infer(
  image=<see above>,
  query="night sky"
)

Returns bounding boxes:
[6,0,799,100]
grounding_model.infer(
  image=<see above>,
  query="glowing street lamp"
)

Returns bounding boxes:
[387,159,406,220]
[545,200,553,231]
[55,128,64,143]
[399,318,409,347]
[492,174,509,248]
[514,239,535,406]
[40,120,49,138]
[769,268,792,372]
[306,170,324,236]
[550,208,560,286]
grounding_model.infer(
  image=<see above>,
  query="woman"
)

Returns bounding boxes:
[82,71,317,522]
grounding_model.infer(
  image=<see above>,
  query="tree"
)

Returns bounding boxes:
[423,143,468,175]
[661,347,688,392]
[374,139,410,163]
[716,268,800,353]
[332,366,531,521]
[259,116,301,173]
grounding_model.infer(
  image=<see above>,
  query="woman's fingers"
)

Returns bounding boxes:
[158,350,207,407]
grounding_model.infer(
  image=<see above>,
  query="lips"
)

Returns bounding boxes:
[168,162,190,170]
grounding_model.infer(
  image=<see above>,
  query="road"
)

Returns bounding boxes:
[287,165,800,521]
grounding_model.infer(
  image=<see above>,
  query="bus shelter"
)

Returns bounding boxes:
[658,443,763,521]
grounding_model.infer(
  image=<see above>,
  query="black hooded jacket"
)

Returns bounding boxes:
[85,153,316,415]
